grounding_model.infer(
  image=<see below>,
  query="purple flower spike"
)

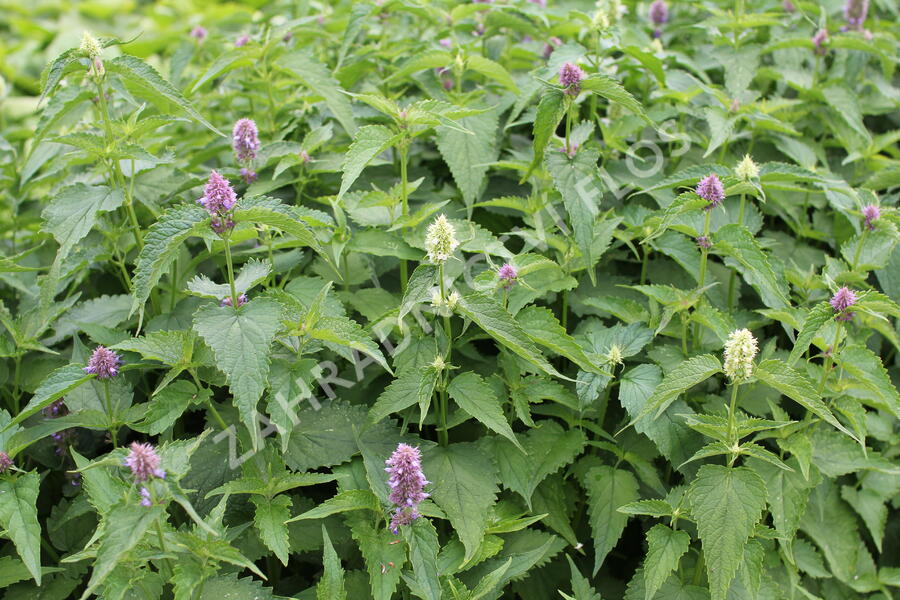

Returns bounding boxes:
[830,286,858,321]
[498,263,518,289]
[649,0,669,26]
[190,26,207,41]
[559,62,586,95]
[385,443,429,534]
[812,29,829,55]
[235,34,250,47]
[783,0,796,12]
[0,452,12,473]
[84,346,121,379]
[198,170,237,216]
[528,0,547,6]
[862,204,880,230]
[232,118,260,162]
[124,442,165,482]
[140,487,153,507]
[439,38,452,48]
[696,236,711,249]
[299,150,312,164]
[696,174,725,210]
[240,167,257,184]
[843,0,868,29]
[220,294,248,307]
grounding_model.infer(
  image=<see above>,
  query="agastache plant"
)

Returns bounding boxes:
[8,3,900,598]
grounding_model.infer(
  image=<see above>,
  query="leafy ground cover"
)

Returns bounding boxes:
[0,0,898,598]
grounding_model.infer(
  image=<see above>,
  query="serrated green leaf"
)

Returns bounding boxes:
[493,421,586,508]
[688,465,767,600]
[317,525,347,600]
[197,574,277,600]
[435,110,499,210]
[7,364,93,430]
[518,306,603,374]
[140,380,207,435]
[837,345,900,416]
[338,125,402,200]
[192,298,282,449]
[107,55,221,135]
[643,524,690,600]
[581,74,651,124]
[526,88,566,177]
[546,148,604,282]
[131,203,210,317]
[405,517,442,600]
[584,466,640,575]
[424,442,499,565]
[0,472,42,584]
[369,366,439,426]
[285,402,369,471]
[80,504,165,599]
[456,292,569,380]
[233,196,322,255]
[252,495,292,566]
[787,302,833,366]
[348,515,406,600]
[712,224,789,309]
[749,458,812,560]
[754,359,856,440]
[447,372,522,450]
[310,315,391,374]
[629,355,721,426]
[287,489,381,522]
[186,259,270,300]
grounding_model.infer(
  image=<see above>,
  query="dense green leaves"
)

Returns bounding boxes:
[6,3,900,600]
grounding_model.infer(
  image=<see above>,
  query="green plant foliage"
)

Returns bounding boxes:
[0,0,897,598]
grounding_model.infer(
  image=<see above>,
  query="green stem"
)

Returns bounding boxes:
[95,77,143,251]
[817,322,842,396]
[223,233,239,308]
[103,380,118,448]
[727,383,740,446]
[437,263,451,446]
[564,98,573,155]
[692,209,712,349]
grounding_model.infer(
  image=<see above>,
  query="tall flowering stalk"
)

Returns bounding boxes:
[817,287,857,394]
[385,443,429,534]
[81,31,144,251]
[197,171,241,308]
[693,173,726,348]
[85,346,123,445]
[558,62,586,156]
[424,214,459,445]
[722,329,757,455]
